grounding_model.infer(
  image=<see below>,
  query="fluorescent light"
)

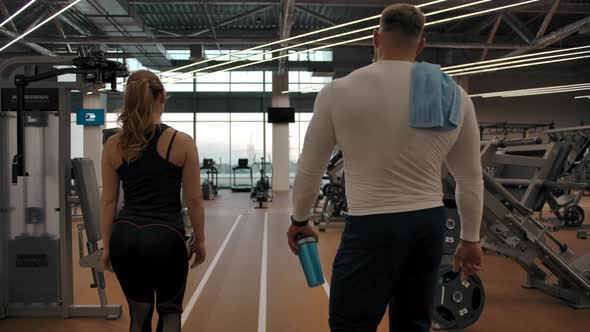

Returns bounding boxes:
[443,45,590,71]
[470,83,590,98]
[498,87,590,98]
[167,35,374,85]
[475,84,590,98]
[162,25,376,83]
[0,0,37,29]
[282,87,323,94]
[162,0,474,83]
[428,0,540,25]
[426,0,491,16]
[575,95,590,99]
[0,0,81,53]
[445,50,590,74]
[449,55,590,77]
[155,0,450,79]
[162,0,526,84]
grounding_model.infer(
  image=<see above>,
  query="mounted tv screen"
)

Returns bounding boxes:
[267,107,295,124]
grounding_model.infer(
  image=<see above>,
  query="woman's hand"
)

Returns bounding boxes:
[189,241,207,268]
[101,249,113,272]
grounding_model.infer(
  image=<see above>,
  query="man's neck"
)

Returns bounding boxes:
[376,49,416,63]
[377,55,415,63]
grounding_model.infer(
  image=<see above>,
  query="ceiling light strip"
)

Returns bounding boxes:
[161,0,535,84]
[445,50,590,74]
[0,0,37,29]
[443,45,590,71]
[161,25,376,83]
[0,0,81,53]
[155,0,450,77]
[161,0,483,83]
[449,55,590,77]
[471,84,590,97]
[497,87,590,98]
[426,0,491,16]
[427,0,539,25]
[166,35,374,85]
[574,95,590,99]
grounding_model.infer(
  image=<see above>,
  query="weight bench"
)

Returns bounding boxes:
[71,158,122,319]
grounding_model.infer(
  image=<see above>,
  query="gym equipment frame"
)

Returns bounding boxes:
[0,54,126,319]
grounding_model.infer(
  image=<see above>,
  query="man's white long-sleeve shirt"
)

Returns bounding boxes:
[291,60,484,242]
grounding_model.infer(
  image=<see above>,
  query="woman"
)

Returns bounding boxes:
[100,70,206,332]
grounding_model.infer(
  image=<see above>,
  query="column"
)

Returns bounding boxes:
[271,71,291,192]
[82,92,107,186]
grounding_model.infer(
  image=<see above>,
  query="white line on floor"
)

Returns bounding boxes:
[181,214,243,327]
[323,278,331,298]
[258,212,269,332]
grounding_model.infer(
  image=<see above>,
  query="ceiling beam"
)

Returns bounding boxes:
[53,17,74,54]
[188,5,273,37]
[202,1,221,51]
[0,27,56,56]
[278,0,296,73]
[501,12,534,44]
[0,0,19,33]
[536,0,561,39]
[295,5,337,26]
[7,35,532,50]
[50,0,587,14]
[506,15,590,57]
[481,16,503,61]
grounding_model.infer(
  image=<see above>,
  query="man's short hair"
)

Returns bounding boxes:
[380,4,425,39]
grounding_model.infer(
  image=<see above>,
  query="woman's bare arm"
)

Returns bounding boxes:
[181,134,205,243]
[100,138,120,259]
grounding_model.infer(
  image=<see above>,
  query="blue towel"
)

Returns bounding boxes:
[410,62,462,131]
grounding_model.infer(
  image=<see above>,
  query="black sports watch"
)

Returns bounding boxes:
[290,215,309,227]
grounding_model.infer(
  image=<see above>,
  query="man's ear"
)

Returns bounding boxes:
[416,36,426,58]
[373,29,380,50]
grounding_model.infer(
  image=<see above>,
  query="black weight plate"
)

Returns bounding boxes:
[443,209,461,255]
[565,205,585,228]
[432,265,485,330]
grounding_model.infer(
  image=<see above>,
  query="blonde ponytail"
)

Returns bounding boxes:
[118,70,164,162]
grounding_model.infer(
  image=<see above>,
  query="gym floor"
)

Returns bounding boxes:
[1,191,590,332]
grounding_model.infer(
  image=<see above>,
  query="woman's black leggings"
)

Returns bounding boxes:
[110,221,189,332]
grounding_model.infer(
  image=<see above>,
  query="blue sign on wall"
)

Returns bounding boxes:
[76,109,105,126]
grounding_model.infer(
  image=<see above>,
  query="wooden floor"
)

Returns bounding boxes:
[1,191,590,332]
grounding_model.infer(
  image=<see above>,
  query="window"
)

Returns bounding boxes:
[166,49,190,60]
[196,120,231,187]
[288,50,333,62]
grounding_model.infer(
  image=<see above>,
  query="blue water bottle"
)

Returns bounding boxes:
[296,233,325,288]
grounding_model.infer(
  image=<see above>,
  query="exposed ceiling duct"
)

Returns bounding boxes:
[75,0,172,68]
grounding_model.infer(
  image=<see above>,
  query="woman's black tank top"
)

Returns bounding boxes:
[116,123,183,232]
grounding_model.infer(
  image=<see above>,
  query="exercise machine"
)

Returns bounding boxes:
[251,157,272,208]
[231,158,253,193]
[490,138,587,229]
[314,151,347,231]
[0,53,126,319]
[200,158,219,200]
[478,121,555,140]
[435,137,590,330]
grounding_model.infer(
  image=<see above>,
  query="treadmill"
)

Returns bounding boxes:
[232,158,253,192]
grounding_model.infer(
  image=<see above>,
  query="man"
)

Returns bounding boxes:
[287,3,484,332]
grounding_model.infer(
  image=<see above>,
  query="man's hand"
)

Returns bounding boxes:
[453,240,483,280]
[287,223,319,255]
[189,240,207,269]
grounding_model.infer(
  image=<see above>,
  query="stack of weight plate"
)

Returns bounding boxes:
[433,205,486,330]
